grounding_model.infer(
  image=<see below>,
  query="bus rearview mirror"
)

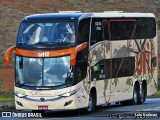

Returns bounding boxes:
[4,46,16,67]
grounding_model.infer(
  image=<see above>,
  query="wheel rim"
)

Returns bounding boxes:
[87,96,93,111]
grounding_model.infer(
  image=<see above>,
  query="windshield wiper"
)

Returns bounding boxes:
[17,83,26,87]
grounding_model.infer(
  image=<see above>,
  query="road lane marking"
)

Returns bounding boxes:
[138,107,160,111]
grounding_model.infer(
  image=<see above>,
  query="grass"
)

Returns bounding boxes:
[152,91,160,97]
[0,91,14,102]
[0,97,14,102]
[151,75,160,97]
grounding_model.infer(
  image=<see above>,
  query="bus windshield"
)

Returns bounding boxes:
[17,21,75,48]
[15,56,74,87]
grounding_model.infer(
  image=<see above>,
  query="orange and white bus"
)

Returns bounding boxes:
[5,12,158,113]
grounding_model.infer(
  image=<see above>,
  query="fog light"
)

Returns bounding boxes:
[16,101,23,107]
[64,100,73,106]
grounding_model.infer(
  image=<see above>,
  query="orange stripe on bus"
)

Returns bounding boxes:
[15,48,73,57]
[13,42,87,66]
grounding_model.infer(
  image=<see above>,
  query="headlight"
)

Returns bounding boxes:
[14,91,26,98]
[60,87,80,97]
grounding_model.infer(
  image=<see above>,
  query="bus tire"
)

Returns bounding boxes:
[137,88,144,104]
[83,91,96,114]
[143,82,147,103]
[130,85,138,105]
[138,83,147,104]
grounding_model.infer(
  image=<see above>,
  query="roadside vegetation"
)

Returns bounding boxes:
[0,90,14,102]
[152,91,160,97]
[151,75,160,97]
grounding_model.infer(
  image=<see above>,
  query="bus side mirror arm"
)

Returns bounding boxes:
[4,46,16,67]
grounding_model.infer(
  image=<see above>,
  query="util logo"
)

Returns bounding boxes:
[38,52,49,57]
[136,40,154,76]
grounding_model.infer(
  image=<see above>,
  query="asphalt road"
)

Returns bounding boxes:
[0,98,160,120]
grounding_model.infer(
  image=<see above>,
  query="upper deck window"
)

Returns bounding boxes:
[91,17,156,44]
[109,18,156,40]
[77,18,90,44]
[17,21,76,49]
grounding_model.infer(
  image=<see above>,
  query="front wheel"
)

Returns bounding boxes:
[83,92,96,114]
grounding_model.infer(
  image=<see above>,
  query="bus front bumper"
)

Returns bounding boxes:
[15,95,78,110]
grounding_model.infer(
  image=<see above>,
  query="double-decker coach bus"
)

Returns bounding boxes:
[4,11,158,113]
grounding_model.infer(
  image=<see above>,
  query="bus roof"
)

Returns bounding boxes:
[24,12,155,21]
[24,13,85,21]
[92,12,155,18]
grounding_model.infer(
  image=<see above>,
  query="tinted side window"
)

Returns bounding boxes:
[111,57,135,78]
[91,18,103,45]
[91,57,135,80]
[110,21,136,40]
[109,18,156,40]
[77,18,90,44]
[102,20,109,40]
[75,49,88,83]
[133,18,156,39]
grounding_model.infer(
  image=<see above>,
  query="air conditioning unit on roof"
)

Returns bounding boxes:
[58,11,81,13]
[103,11,123,13]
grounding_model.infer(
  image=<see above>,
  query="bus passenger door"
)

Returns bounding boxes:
[90,46,111,105]
[103,58,112,104]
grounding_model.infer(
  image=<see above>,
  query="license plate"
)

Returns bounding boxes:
[38,106,48,110]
